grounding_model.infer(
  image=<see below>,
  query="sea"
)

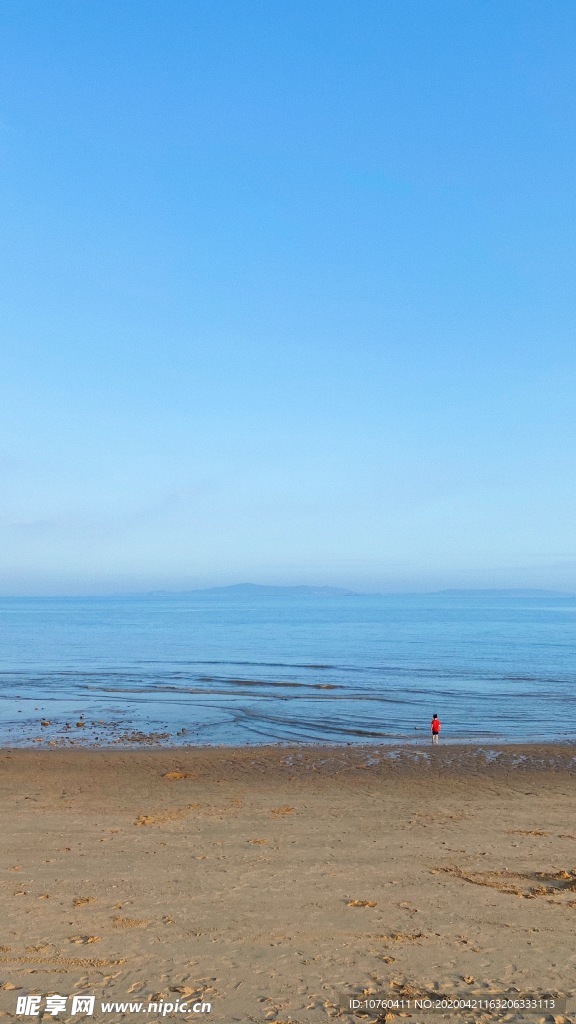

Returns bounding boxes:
[1,590,575,747]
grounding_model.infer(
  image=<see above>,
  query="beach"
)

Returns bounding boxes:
[1,744,576,1023]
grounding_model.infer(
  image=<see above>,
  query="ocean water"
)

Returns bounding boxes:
[0,592,575,746]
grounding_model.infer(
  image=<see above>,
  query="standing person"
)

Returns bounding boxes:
[430,713,441,745]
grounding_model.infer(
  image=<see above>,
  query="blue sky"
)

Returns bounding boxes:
[1,0,575,594]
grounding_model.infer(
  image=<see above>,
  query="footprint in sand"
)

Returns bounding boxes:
[68,936,101,944]
[398,901,419,914]
[378,932,427,943]
[135,805,201,826]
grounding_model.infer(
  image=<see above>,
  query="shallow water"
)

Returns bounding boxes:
[1,592,575,746]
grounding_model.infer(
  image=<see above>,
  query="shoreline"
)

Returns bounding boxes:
[2,740,576,776]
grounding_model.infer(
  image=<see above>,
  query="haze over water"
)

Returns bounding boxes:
[1,590,575,747]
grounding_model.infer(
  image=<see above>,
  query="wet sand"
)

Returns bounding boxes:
[1,744,576,1023]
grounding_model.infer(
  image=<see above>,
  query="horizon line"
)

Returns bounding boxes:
[1,585,576,599]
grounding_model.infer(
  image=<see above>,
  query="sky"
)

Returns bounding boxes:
[1,0,576,595]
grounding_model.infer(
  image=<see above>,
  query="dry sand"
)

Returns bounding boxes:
[1,744,576,1024]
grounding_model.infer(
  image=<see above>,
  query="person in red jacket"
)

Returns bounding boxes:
[430,713,441,745]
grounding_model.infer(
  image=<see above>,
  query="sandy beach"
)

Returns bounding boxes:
[1,744,576,1024]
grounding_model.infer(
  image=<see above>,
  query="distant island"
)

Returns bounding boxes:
[145,583,362,598]
[430,588,576,598]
